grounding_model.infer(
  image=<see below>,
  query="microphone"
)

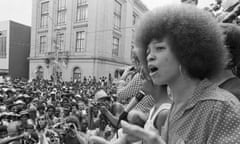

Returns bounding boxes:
[116,90,146,128]
[115,90,146,138]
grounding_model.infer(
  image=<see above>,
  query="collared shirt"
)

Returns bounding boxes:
[117,73,155,114]
[162,79,240,144]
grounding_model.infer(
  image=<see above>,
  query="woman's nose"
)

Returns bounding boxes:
[147,53,156,62]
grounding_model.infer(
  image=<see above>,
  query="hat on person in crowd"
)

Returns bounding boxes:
[65,116,80,129]
[14,100,25,105]
[62,103,72,112]
[0,105,6,113]
[23,94,31,99]
[61,97,69,104]
[94,89,111,101]
[19,110,30,118]
[50,91,56,95]
[32,98,39,103]
[15,94,25,101]
[53,88,57,92]
[8,99,25,110]
[75,94,82,99]
[5,88,16,94]
[47,104,56,112]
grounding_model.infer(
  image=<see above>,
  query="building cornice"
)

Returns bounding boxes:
[28,56,131,65]
[133,0,148,12]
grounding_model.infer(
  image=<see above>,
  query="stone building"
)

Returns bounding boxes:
[29,0,148,81]
[0,20,30,79]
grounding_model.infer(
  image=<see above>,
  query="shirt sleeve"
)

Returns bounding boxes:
[207,101,240,144]
[116,73,143,101]
[135,94,155,114]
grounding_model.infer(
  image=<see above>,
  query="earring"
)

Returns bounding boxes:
[179,65,183,77]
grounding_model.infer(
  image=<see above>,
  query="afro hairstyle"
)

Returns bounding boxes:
[135,4,228,80]
[219,23,240,69]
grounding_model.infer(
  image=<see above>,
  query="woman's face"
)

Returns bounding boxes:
[38,117,46,128]
[147,39,180,86]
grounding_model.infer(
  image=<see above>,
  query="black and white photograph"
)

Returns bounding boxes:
[0,0,240,144]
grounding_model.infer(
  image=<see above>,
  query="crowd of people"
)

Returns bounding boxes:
[1,0,240,144]
[0,75,127,144]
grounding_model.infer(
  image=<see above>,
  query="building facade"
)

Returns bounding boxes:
[0,21,31,79]
[29,0,148,81]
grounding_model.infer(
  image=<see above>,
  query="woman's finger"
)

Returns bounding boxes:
[121,121,149,140]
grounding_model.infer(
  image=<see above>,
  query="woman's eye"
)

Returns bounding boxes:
[156,46,165,50]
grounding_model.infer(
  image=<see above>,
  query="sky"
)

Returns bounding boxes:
[0,0,214,26]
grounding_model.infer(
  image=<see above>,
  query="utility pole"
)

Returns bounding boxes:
[47,13,61,85]
[53,36,60,85]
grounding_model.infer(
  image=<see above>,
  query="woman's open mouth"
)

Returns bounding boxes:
[148,65,159,76]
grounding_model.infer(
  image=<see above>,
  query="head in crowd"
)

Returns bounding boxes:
[131,47,142,72]
[36,115,47,130]
[94,89,111,104]
[65,116,80,130]
[80,117,88,133]
[19,110,30,123]
[47,104,56,117]
[63,104,72,117]
[37,103,45,115]
[219,23,240,76]
[135,4,227,85]
[71,102,79,114]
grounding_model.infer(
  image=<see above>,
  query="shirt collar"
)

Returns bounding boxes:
[169,79,216,123]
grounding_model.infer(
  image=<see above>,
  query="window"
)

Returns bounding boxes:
[112,37,119,56]
[133,14,138,25]
[40,2,49,28]
[75,31,85,52]
[114,0,121,30]
[76,0,88,22]
[0,31,6,58]
[56,33,64,51]
[57,0,66,25]
[132,29,135,42]
[73,67,81,81]
[40,36,47,54]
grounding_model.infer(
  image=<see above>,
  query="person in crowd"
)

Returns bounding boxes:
[62,116,88,144]
[46,105,58,128]
[116,49,155,130]
[88,89,114,140]
[118,4,240,144]
[90,81,171,144]
[211,23,240,100]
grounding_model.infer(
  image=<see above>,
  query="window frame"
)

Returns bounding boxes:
[112,37,120,57]
[113,0,122,30]
[57,0,67,25]
[76,0,88,22]
[75,31,86,52]
[40,1,49,28]
[40,35,47,54]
